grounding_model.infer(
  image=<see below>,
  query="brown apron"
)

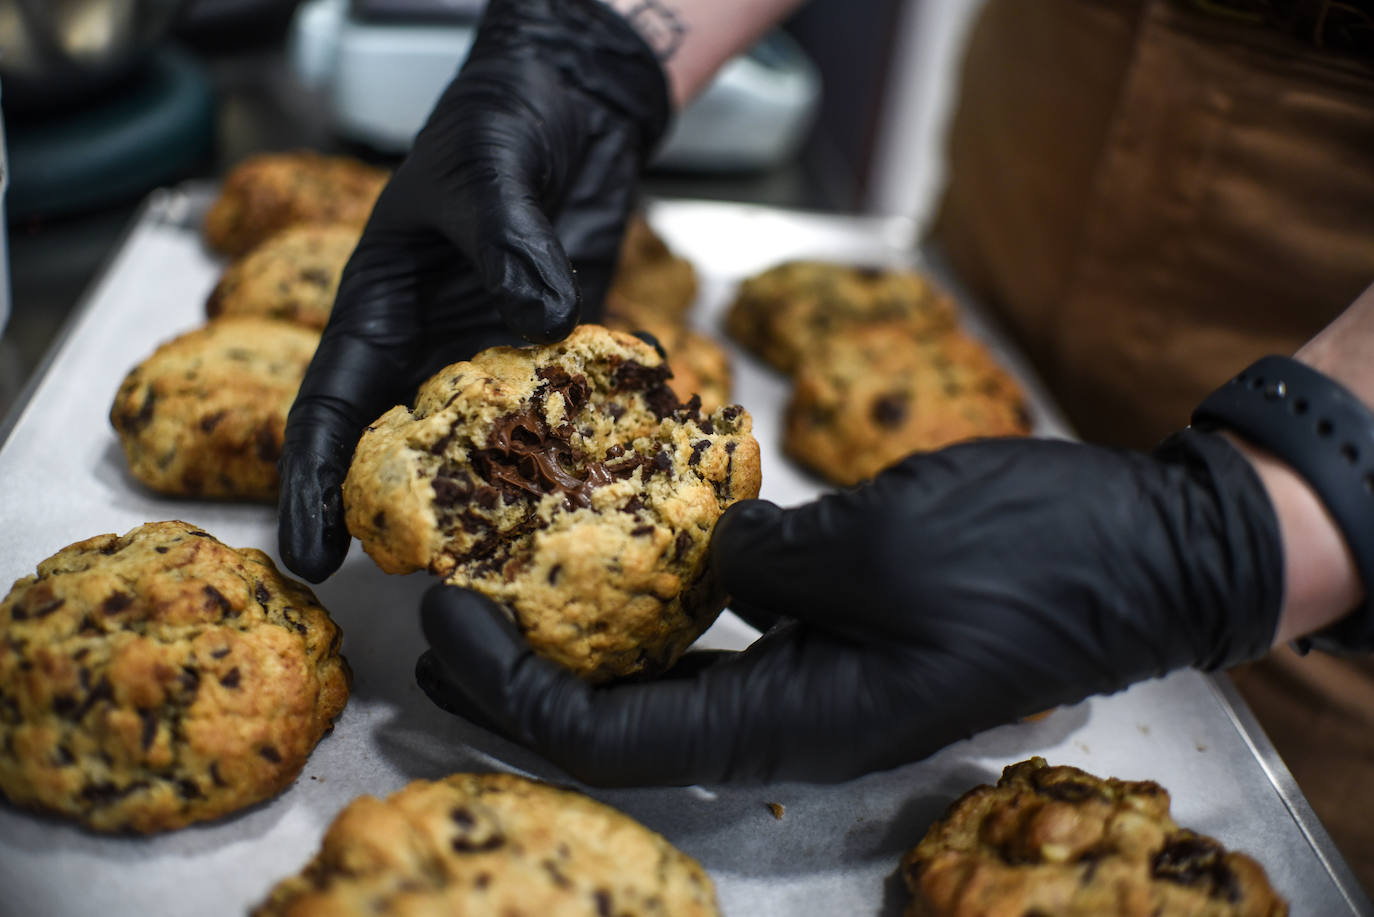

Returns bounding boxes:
[930,0,1374,895]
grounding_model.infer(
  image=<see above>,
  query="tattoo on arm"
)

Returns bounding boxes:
[607,0,688,61]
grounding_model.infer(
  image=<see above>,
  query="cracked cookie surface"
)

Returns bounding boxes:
[725,260,958,375]
[0,521,350,833]
[203,151,387,256]
[343,324,761,682]
[206,223,359,330]
[110,317,320,500]
[784,323,1029,486]
[903,757,1287,917]
[253,772,720,917]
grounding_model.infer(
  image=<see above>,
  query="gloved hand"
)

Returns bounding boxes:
[415,430,1284,785]
[278,0,670,582]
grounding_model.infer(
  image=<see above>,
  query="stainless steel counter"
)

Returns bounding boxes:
[0,189,1368,916]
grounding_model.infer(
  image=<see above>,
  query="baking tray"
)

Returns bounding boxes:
[0,188,1369,916]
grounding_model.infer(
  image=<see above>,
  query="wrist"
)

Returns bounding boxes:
[1224,435,1362,645]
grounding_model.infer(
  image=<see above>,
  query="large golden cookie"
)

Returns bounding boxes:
[109,317,320,500]
[0,521,349,832]
[903,758,1288,917]
[254,773,720,916]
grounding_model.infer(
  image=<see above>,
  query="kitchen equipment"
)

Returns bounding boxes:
[1,0,215,219]
[288,0,821,171]
[0,185,1369,916]
[0,0,189,114]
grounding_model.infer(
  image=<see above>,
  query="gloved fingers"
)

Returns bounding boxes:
[553,143,640,323]
[708,496,926,642]
[277,233,440,582]
[434,174,581,345]
[418,584,941,785]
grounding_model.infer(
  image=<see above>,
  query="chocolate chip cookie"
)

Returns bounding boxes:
[204,151,387,256]
[0,521,350,833]
[605,213,698,325]
[903,757,1288,917]
[784,323,1030,486]
[206,223,360,330]
[110,317,321,500]
[343,324,761,682]
[253,772,720,916]
[724,260,958,375]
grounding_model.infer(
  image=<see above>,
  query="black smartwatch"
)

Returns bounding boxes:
[1192,355,1374,653]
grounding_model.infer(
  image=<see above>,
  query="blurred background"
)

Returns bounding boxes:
[0,0,985,418]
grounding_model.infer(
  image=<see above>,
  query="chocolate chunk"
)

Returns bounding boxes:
[210,647,231,660]
[1039,779,1104,803]
[451,807,475,828]
[122,390,158,433]
[645,385,682,420]
[547,564,562,585]
[72,679,113,720]
[255,582,271,606]
[80,780,149,806]
[300,268,332,286]
[870,393,908,428]
[452,834,505,853]
[209,762,228,787]
[189,530,211,538]
[689,440,710,466]
[1152,835,1238,900]
[28,596,65,619]
[99,541,121,555]
[595,889,613,917]
[72,648,90,661]
[605,444,626,459]
[54,746,75,766]
[199,411,227,433]
[258,745,281,763]
[433,475,474,506]
[536,366,591,411]
[604,402,626,421]
[155,546,169,554]
[203,586,232,617]
[372,511,387,530]
[543,859,572,888]
[631,525,655,536]
[673,531,693,562]
[474,486,500,510]
[100,593,132,615]
[176,778,204,800]
[611,360,672,394]
[179,667,201,697]
[220,668,241,689]
[140,709,158,750]
[474,873,491,889]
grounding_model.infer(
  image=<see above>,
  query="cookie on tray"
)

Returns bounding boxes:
[110,317,321,501]
[253,772,720,916]
[342,324,761,683]
[903,757,1288,917]
[783,323,1030,486]
[0,521,350,833]
[605,314,733,415]
[206,223,359,330]
[605,213,698,325]
[204,151,387,256]
[724,260,958,374]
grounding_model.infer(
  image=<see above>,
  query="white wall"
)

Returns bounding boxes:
[865,0,990,231]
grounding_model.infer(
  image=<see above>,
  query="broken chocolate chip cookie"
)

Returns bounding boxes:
[253,773,720,916]
[0,521,350,833]
[343,324,761,683]
[903,757,1288,917]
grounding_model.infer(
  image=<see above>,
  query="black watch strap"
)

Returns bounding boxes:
[1192,355,1374,653]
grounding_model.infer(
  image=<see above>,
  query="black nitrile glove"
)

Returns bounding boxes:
[415,430,1284,785]
[278,0,670,582]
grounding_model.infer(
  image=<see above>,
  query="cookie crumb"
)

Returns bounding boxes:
[765,802,784,820]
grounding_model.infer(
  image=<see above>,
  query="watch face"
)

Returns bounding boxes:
[350,0,487,23]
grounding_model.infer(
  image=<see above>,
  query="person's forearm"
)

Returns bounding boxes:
[599,0,805,107]
[1242,280,1374,644]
